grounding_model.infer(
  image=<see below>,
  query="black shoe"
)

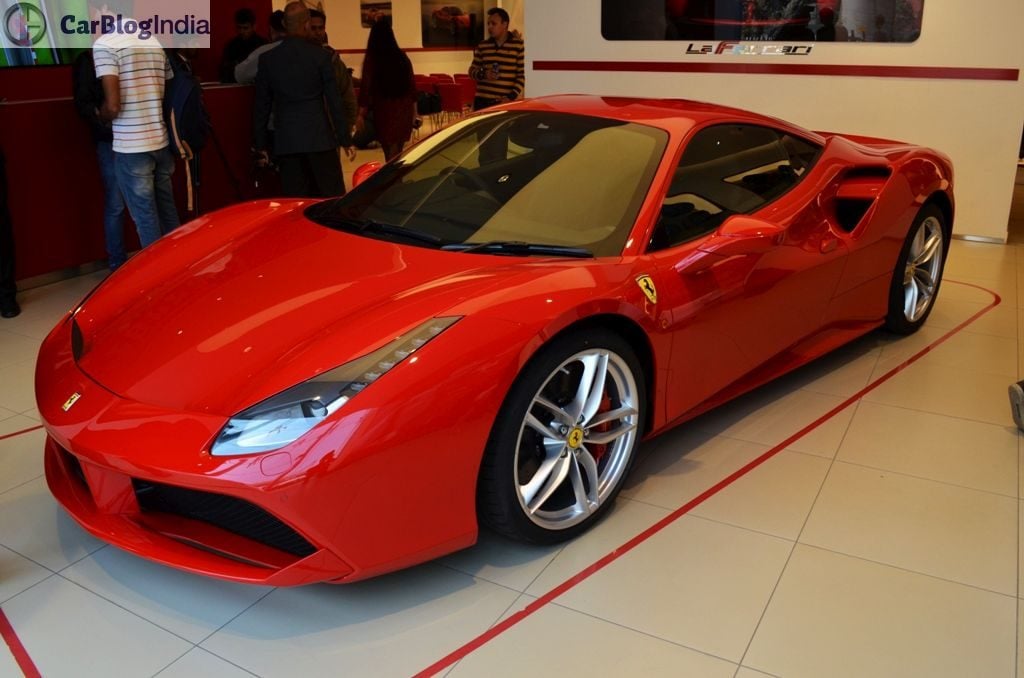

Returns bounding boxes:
[0,297,18,319]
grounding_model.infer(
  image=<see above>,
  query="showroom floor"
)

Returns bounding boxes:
[1,162,1023,677]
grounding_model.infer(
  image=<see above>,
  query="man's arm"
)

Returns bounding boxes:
[468,45,483,79]
[93,47,121,122]
[332,53,358,137]
[235,43,267,85]
[252,56,272,152]
[320,51,352,149]
[511,41,525,100]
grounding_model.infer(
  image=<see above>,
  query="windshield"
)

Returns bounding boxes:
[305,110,669,257]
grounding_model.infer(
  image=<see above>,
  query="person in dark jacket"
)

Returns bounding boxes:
[252,2,354,197]
[0,148,18,318]
[72,50,127,270]
[219,8,268,83]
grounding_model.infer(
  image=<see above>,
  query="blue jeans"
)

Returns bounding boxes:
[114,147,180,247]
[96,141,127,269]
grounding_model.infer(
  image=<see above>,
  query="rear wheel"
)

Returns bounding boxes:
[885,203,948,334]
[478,330,645,544]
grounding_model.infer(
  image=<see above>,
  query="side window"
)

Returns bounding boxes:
[649,124,820,252]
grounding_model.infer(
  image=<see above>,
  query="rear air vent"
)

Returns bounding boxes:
[833,167,892,232]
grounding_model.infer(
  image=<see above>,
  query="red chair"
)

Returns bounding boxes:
[457,78,476,112]
[436,83,465,124]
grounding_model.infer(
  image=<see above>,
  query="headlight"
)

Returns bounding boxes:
[210,317,460,456]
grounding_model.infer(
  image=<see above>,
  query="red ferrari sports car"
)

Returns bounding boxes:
[37,96,952,585]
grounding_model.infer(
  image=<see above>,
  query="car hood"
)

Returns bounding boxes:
[72,201,566,417]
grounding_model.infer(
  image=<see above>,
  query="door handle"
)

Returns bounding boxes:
[820,237,839,254]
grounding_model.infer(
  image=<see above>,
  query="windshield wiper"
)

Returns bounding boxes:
[316,216,444,247]
[441,241,594,258]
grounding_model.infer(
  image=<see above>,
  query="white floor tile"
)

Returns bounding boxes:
[690,386,854,459]
[1,576,192,678]
[692,450,832,540]
[439,528,561,592]
[0,360,37,414]
[736,668,778,678]
[448,601,738,678]
[745,545,1016,678]
[774,337,880,398]
[801,462,1017,595]
[0,641,23,678]
[0,422,45,495]
[875,329,1017,378]
[864,362,1013,427]
[0,478,105,572]
[201,563,519,678]
[928,297,1016,338]
[838,401,1018,497]
[60,546,273,644]
[0,331,40,371]
[155,648,258,678]
[0,545,51,605]
[516,499,669,596]
[623,433,768,508]
[540,515,792,662]
[940,277,1005,305]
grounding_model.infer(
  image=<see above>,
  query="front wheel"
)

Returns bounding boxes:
[478,329,646,544]
[885,203,948,334]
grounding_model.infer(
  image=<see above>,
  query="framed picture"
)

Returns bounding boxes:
[420,0,484,47]
[601,0,924,43]
[361,1,392,28]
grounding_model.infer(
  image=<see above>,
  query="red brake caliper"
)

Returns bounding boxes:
[588,395,613,463]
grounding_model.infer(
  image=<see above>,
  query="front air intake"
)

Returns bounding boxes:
[132,480,316,557]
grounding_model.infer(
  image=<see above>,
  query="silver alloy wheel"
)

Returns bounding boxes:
[513,348,640,530]
[903,216,944,322]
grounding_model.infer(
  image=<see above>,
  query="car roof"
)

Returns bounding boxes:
[511,94,823,142]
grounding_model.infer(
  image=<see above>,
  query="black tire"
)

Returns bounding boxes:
[478,329,646,544]
[884,203,949,335]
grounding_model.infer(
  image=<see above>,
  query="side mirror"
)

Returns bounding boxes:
[698,215,783,257]
[677,215,783,275]
[352,161,383,188]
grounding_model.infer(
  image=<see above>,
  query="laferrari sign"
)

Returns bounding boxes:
[685,42,813,56]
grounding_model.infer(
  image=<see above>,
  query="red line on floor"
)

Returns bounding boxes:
[0,426,43,443]
[414,280,1001,677]
[0,608,40,678]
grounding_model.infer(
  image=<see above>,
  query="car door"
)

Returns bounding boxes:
[643,123,850,420]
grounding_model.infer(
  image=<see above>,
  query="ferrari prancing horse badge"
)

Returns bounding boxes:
[62,392,81,412]
[636,275,657,304]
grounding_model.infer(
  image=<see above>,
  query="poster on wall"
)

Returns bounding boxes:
[361,1,392,28]
[420,0,484,47]
[601,0,925,43]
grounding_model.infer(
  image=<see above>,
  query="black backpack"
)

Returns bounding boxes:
[163,51,210,211]
[164,51,210,157]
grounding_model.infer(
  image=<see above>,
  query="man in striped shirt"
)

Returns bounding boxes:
[96,30,180,249]
[468,8,525,111]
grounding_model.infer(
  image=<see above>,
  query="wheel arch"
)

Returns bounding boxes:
[923,190,954,241]
[523,313,658,439]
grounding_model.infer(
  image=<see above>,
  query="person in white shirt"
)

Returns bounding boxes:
[95,30,180,247]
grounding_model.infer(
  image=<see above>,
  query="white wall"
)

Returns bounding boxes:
[524,2,1024,241]
[273,0,523,78]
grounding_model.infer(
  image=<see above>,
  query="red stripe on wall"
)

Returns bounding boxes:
[0,609,41,678]
[532,60,1020,81]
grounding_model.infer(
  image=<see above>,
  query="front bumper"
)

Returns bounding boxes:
[36,315,516,585]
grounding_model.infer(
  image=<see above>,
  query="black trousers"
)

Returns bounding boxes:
[0,148,15,304]
[277,149,346,198]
